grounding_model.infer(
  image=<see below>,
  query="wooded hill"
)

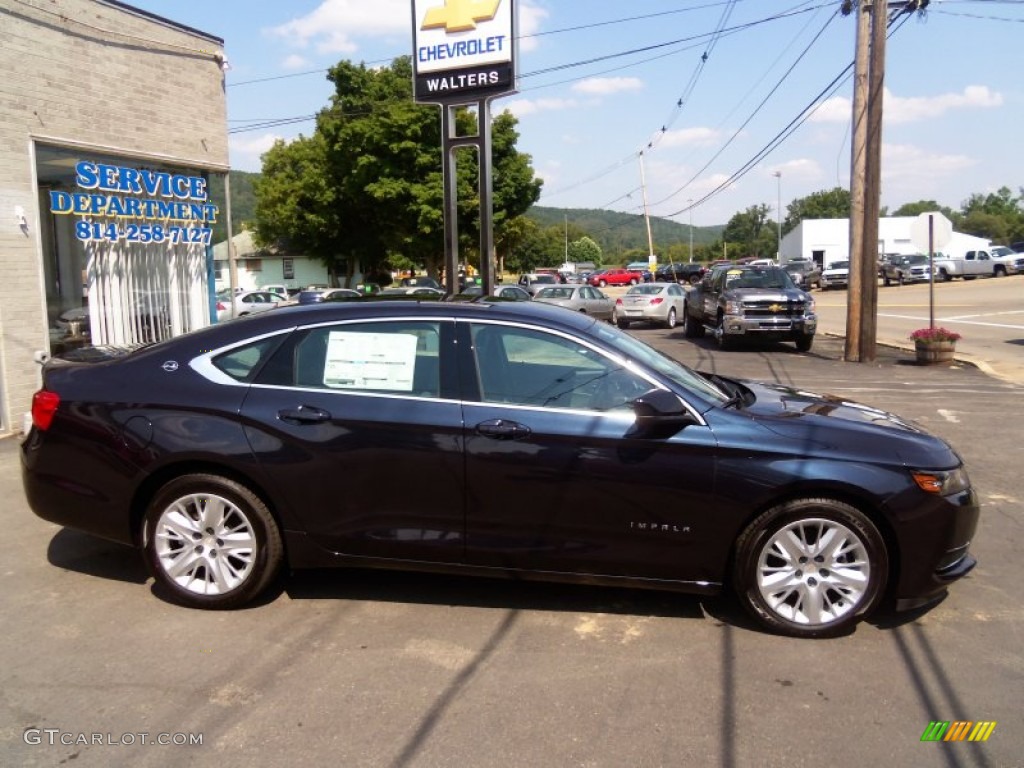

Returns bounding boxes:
[526,206,723,257]
[213,171,725,258]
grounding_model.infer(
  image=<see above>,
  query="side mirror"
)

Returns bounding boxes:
[629,389,696,438]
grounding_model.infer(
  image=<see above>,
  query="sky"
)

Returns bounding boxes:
[126,0,1023,228]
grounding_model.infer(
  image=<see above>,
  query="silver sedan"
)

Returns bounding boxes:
[613,282,687,329]
[533,285,614,321]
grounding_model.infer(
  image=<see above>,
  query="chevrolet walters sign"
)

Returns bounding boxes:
[412,0,517,103]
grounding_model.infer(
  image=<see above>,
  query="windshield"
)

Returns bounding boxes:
[590,322,730,404]
[829,261,850,270]
[536,287,574,299]
[724,267,794,290]
[905,255,929,265]
[534,275,558,284]
[990,246,1013,257]
[627,285,664,295]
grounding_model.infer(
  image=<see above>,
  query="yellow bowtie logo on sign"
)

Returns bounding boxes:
[422,0,501,34]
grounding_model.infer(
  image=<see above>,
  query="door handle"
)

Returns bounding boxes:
[476,419,531,440]
[278,406,331,424]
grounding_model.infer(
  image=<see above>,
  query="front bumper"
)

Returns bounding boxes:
[720,313,817,337]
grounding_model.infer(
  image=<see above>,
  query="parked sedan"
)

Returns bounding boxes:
[613,282,687,329]
[22,301,978,638]
[533,285,614,320]
[215,290,282,321]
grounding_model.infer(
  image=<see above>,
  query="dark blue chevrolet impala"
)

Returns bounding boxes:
[22,300,978,637]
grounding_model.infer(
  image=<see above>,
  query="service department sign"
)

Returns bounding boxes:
[412,0,517,104]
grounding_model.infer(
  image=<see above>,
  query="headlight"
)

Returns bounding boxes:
[911,466,971,496]
[804,296,816,312]
[725,299,743,315]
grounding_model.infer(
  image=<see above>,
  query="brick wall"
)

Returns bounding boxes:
[0,0,229,434]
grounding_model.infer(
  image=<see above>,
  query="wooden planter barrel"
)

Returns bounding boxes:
[914,340,956,365]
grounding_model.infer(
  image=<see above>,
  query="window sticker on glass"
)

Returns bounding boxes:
[324,331,417,391]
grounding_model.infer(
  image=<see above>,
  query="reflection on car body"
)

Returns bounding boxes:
[22,301,978,638]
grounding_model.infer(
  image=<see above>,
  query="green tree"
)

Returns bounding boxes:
[567,236,602,266]
[959,186,1023,242]
[891,200,961,227]
[255,57,541,285]
[723,204,774,258]
[783,187,851,233]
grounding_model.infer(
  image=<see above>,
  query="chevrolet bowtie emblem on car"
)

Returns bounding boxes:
[422,0,502,33]
[769,304,782,313]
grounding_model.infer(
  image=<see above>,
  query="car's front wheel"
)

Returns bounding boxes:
[795,333,814,352]
[733,498,888,638]
[715,313,734,350]
[144,474,283,609]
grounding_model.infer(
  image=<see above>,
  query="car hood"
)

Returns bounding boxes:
[722,287,807,302]
[733,379,961,468]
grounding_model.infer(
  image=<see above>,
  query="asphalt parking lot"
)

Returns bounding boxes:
[2,329,1022,768]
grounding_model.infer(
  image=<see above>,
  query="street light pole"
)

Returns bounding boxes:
[773,171,782,261]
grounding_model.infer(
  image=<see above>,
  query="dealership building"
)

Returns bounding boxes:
[0,0,228,435]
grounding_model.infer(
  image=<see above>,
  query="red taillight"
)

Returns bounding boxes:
[32,390,60,431]
[216,301,227,311]
[615,298,623,305]
[650,297,663,305]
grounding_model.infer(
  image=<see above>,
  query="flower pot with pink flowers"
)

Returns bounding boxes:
[910,326,961,365]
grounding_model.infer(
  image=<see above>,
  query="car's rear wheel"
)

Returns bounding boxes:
[664,308,678,329]
[683,305,704,338]
[733,498,887,638]
[144,474,283,609]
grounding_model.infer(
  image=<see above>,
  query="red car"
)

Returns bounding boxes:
[589,268,642,287]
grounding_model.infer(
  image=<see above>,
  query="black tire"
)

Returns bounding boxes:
[939,269,952,282]
[144,474,283,609]
[994,266,1006,277]
[795,333,814,352]
[733,498,888,638]
[683,304,704,338]
[689,274,702,286]
[616,319,630,329]
[715,313,734,350]
[883,273,891,287]
[664,307,678,329]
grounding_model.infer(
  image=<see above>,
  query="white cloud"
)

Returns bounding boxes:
[281,54,310,70]
[267,0,409,53]
[885,85,1003,123]
[503,98,577,117]
[811,86,1003,124]
[267,0,548,56]
[229,133,288,171]
[658,127,720,149]
[518,2,548,53]
[882,143,974,179]
[571,77,643,96]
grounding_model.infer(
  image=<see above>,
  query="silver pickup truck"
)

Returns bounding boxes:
[683,263,817,351]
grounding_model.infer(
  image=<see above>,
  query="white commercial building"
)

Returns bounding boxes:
[780,217,990,269]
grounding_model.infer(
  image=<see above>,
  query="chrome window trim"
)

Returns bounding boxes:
[460,318,708,426]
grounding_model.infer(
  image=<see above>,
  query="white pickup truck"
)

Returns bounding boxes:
[933,249,1002,281]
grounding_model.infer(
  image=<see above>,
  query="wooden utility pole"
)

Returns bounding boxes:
[845,0,870,362]
[860,0,887,362]
[845,0,886,362]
